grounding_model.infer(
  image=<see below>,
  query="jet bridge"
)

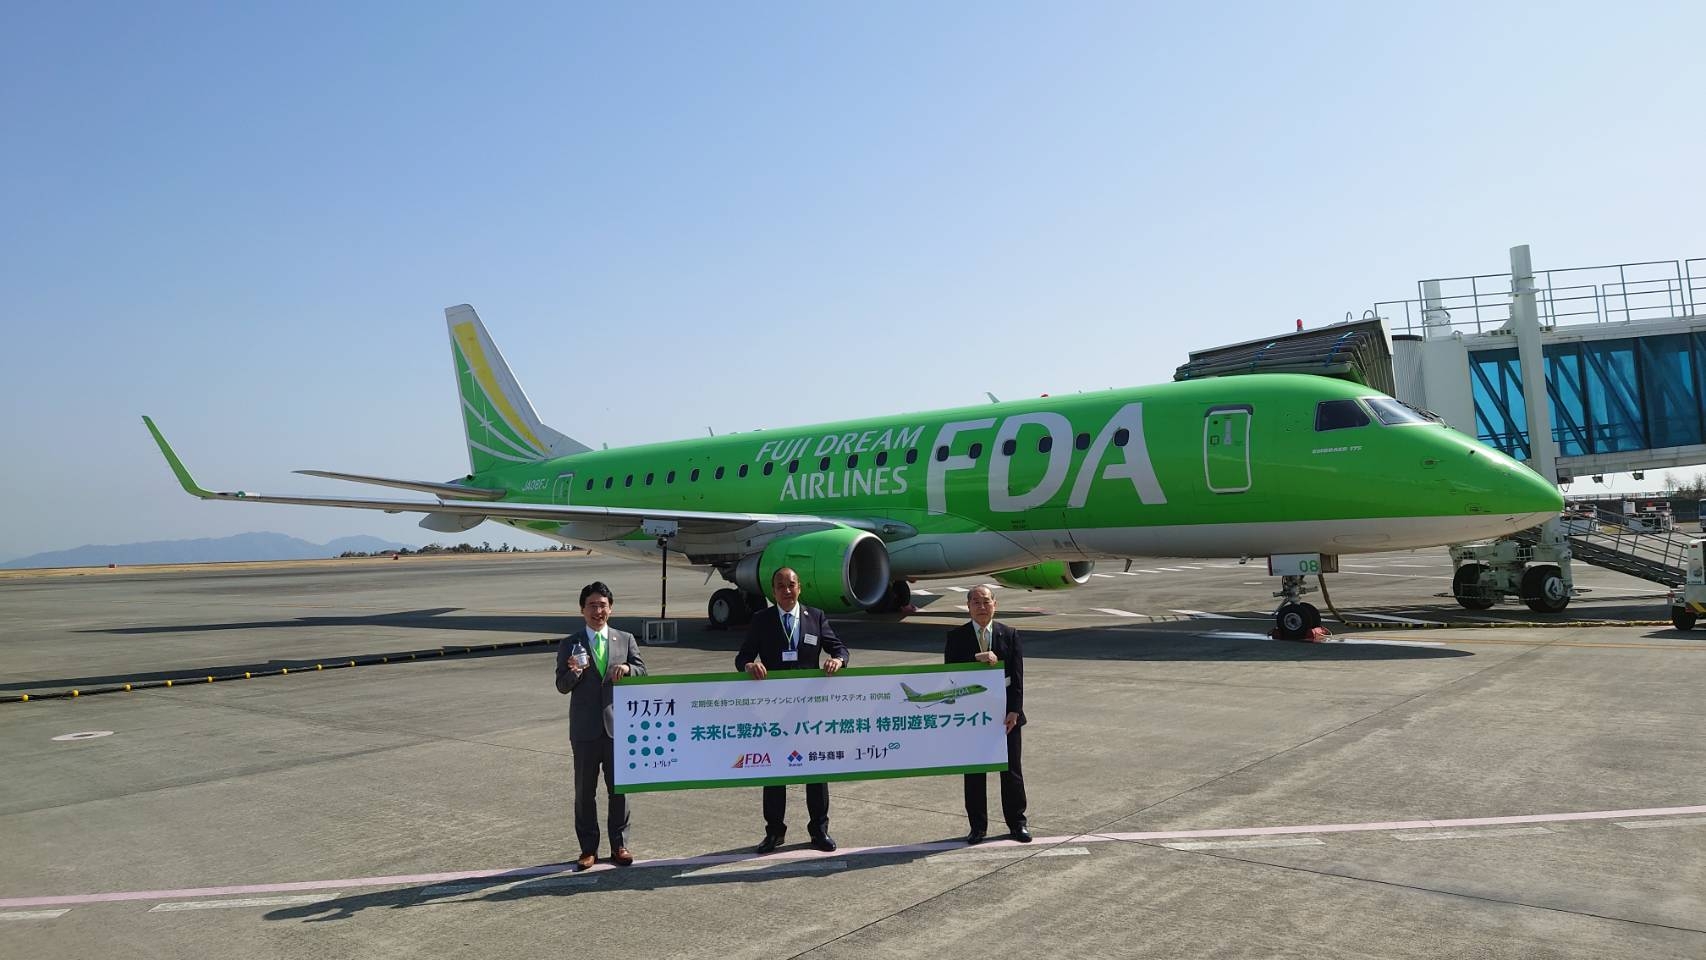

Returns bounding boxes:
[1379,247,1706,611]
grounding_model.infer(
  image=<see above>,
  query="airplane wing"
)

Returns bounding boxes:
[144,417,917,542]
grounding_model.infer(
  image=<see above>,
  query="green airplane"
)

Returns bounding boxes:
[145,304,1562,640]
[901,681,989,706]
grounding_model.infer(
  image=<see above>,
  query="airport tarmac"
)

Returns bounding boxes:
[2,550,1703,959]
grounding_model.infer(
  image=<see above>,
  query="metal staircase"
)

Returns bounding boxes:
[1514,507,1694,586]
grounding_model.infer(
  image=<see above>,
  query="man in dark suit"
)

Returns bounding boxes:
[944,584,1029,844]
[555,581,647,870]
[735,566,849,854]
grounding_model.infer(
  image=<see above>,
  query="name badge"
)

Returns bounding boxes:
[781,650,799,663]
[803,634,819,646]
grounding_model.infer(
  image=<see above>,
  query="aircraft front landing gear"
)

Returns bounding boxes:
[1273,574,1321,641]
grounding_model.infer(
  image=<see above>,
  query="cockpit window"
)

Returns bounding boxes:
[1314,399,1370,432]
[1364,397,1431,425]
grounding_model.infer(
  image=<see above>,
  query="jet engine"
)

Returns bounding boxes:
[734,527,891,613]
[990,560,1095,590]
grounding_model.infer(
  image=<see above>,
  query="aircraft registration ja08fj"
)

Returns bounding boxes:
[145,305,1561,640]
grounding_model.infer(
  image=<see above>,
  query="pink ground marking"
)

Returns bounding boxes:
[4,804,1702,909]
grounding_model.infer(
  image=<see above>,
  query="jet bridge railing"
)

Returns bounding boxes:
[1372,256,1704,336]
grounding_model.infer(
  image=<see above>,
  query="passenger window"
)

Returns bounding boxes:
[876,451,888,467]
[1075,433,1090,451]
[624,475,633,487]
[715,466,725,480]
[584,478,593,491]
[789,459,799,474]
[645,473,654,486]
[1038,436,1053,453]
[604,477,613,490]
[819,456,831,471]
[690,468,700,482]
[739,464,749,478]
[906,449,918,465]
[763,462,774,476]
[847,454,858,468]
[1114,428,1129,447]
[935,446,949,462]
[666,471,675,484]
[1315,399,1371,431]
[1002,439,1016,456]
[969,442,983,460]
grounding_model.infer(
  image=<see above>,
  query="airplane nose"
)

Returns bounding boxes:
[1455,444,1563,522]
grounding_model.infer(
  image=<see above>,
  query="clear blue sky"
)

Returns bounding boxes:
[4,2,1703,561]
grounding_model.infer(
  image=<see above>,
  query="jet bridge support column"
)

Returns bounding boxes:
[1448,244,1573,613]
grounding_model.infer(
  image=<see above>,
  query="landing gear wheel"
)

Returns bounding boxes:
[1452,563,1496,610]
[1672,607,1697,631]
[1521,565,1570,613]
[739,591,766,625]
[1275,601,1321,641]
[707,589,744,630]
[871,579,912,614]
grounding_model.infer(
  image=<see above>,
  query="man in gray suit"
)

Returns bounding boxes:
[555,581,647,870]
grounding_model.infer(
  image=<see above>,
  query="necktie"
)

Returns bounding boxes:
[978,625,990,653]
[593,632,608,675]
[783,612,796,650]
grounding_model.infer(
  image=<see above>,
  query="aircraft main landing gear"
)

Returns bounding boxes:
[707,588,766,630]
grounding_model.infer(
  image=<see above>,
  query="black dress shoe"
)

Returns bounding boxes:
[755,834,784,854]
[808,834,837,852]
[1010,825,1032,843]
[963,829,986,845]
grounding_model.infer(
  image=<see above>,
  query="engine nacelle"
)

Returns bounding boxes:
[733,527,892,613]
[990,560,1095,590]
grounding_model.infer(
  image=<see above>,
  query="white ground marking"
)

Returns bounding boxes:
[928,845,1090,863]
[1393,827,1555,841]
[909,589,935,596]
[1161,837,1326,851]
[51,731,114,742]
[1353,614,1443,626]
[1137,569,1161,574]
[1338,638,1448,648]
[1336,570,1450,580]
[149,895,334,912]
[948,587,970,593]
[677,860,847,878]
[1202,631,1274,641]
[1169,609,1234,619]
[1116,571,1141,576]
[1092,608,1144,618]
[0,910,69,921]
[420,876,598,896]
[1090,573,1116,578]
[1384,563,1434,568]
[1156,567,1192,572]
[1615,817,1706,830]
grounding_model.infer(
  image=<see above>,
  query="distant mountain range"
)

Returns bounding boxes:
[0,532,418,570]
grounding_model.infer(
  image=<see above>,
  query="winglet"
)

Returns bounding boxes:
[142,416,214,498]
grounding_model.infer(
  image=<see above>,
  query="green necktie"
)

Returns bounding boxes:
[593,632,609,676]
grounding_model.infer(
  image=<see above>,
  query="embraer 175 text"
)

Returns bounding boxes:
[145,305,1562,640]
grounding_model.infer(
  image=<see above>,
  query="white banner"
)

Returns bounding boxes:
[612,664,1009,793]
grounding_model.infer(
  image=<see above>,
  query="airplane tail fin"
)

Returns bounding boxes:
[900,682,920,700]
[445,305,589,475]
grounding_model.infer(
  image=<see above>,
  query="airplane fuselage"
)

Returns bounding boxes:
[476,374,1559,577]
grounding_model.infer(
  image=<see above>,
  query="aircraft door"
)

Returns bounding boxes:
[552,472,576,504]
[1203,405,1252,494]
